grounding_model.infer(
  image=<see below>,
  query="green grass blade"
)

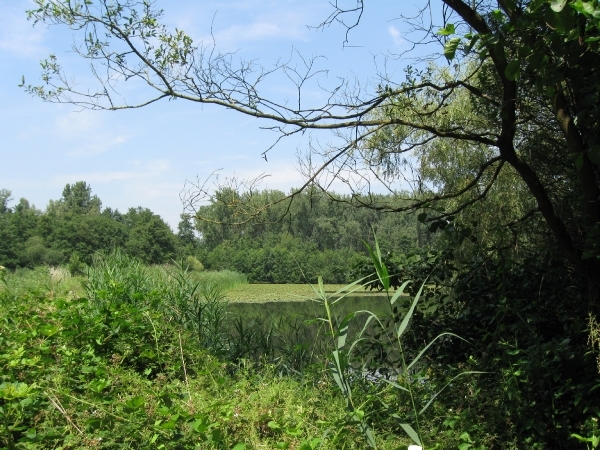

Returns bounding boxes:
[397,280,427,339]
[337,312,356,351]
[330,350,349,397]
[390,415,422,446]
[310,276,327,301]
[390,280,411,306]
[330,275,372,305]
[363,240,390,291]
[419,371,488,415]
[379,378,409,392]
[407,332,469,372]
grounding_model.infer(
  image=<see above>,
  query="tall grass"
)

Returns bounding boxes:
[82,249,157,307]
[311,234,483,449]
[0,265,82,301]
[81,250,244,354]
[192,269,248,291]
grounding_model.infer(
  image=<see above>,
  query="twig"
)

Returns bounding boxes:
[46,392,84,435]
[179,331,193,411]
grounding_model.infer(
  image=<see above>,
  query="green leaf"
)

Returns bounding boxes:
[397,280,427,339]
[550,0,568,12]
[363,238,390,290]
[437,23,455,36]
[390,416,422,446]
[528,0,546,11]
[491,9,505,21]
[444,38,461,61]
[504,60,520,81]
[407,332,468,372]
[390,280,411,306]
[463,34,480,55]
[268,421,281,430]
[337,312,355,350]
[231,444,247,450]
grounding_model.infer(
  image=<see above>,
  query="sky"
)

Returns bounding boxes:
[0,0,436,229]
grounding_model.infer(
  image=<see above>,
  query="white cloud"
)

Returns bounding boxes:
[0,3,48,58]
[213,18,307,45]
[388,25,404,47]
[165,0,314,48]
[53,111,132,156]
[56,159,173,184]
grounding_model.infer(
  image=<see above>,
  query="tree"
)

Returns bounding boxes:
[124,207,177,264]
[177,214,199,250]
[0,189,12,214]
[59,181,102,214]
[23,0,600,302]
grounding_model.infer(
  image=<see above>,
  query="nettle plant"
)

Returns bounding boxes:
[312,234,482,449]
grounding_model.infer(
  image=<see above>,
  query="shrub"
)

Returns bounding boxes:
[185,255,204,272]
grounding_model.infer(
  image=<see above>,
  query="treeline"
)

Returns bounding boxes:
[0,183,185,269]
[0,184,426,283]
[194,188,425,283]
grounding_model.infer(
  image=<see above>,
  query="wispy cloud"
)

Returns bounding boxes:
[0,3,48,58]
[174,5,312,50]
[213,16,307,46]
[56,159,173,184]
[54,111,132,156]
[388,25,404,47]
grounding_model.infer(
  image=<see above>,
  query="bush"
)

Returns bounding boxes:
[185,255,204,272]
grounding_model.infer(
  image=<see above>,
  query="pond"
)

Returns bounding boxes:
[224,288,414,370]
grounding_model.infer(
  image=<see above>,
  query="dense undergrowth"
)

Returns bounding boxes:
[0,256,417,449]
[2,248,600,449]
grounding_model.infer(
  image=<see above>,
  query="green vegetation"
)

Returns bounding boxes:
[0,255,418,449]
[0,182,424,284]
[3,242,600,448]
[11,0,600,447]
[0,182,179,269]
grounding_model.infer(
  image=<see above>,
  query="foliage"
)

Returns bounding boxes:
[202,233,363,284]
[0,255,410,449]
[314,233,485,449]
[0,182,187,269]
[195,188,419,253]
[185,255,204,272]
[400,251,600,448]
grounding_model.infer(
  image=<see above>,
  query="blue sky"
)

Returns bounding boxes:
[0,0,435,228]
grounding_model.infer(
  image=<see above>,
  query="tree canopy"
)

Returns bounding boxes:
[0,182,182,268]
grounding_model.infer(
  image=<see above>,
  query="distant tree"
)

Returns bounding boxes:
[125,207,178,264]
[0,197,40,268]
[177,213,199,250]
[0,189,12,214]
[42,213,128,264]
[60,181,102,214]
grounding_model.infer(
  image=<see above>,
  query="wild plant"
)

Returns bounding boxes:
[161,260,229,353]
[0,265,12,302]
[314,234,482,449]
[226,313,324,373]
[82,249,158,307]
